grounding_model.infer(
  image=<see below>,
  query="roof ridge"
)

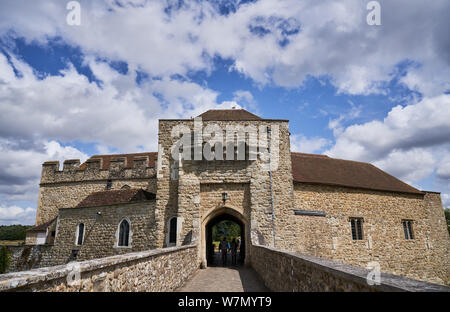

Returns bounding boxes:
[291,152,329,158]
[89,152,156,158]
[291,153,423,195]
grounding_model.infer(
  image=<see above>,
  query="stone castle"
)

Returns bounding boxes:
[24,109,449,285]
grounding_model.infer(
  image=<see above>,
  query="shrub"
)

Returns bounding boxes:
[445,208,450,235]
[0,245,11,274]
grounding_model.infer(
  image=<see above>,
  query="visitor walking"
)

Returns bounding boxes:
[219,237,228,266]
[231,238,238,265]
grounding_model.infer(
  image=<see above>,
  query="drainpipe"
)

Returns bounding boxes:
[267,126,276,248]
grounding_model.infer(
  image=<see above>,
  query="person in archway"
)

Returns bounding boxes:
[209,242,215,265]
[230,238,238,266]
[219,237,228,266]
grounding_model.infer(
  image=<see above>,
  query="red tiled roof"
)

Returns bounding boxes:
[27,217,57,232]
[79,152,157,170]
[291,152,423,195]
[75,151,422,195]
[76,189,156,208]
[197,109,262,121]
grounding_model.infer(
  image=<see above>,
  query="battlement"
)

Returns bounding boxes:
[40,153,157,184]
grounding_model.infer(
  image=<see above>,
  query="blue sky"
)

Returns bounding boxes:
[0,0,449,225]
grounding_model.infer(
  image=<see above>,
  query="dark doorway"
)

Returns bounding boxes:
[205,213,245,267]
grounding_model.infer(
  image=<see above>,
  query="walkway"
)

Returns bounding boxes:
[177,253,269,292]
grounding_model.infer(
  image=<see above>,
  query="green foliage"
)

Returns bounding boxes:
[212,220,241,241]
[0,224,32,241]
[0,245,11,274]
[445,208,450,235]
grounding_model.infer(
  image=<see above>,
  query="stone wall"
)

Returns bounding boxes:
[5,245,53,273]
[156,118,295,256]
[0,245,198,292]
[250,244,450,292]
[293,183,450,285]
[25,232,39,245]
[46,200,157,266]
[36,158,156,225]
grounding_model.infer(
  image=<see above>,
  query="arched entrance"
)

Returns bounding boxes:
[201,207,248,268]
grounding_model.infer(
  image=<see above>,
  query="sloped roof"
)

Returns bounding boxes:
[79,152,157,170]
[76,189,156,208]
[197,109,262,121]
[291,152,423,195]
[74,151,422,195]
[27,217,57,232]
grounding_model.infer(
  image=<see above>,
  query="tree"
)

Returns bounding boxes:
[212,220,241,241]
[0,245,10,274]
[445,208,450,235]
[0,224,32,241]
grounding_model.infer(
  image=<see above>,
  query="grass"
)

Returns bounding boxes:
[0,240,24,246]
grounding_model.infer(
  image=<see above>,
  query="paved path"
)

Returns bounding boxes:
[177,253,269,292]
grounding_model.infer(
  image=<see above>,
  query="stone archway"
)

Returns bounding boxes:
[201,206,249,268]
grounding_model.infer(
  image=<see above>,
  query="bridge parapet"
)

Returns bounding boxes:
[250,245,450,292]
[0,245,198,292]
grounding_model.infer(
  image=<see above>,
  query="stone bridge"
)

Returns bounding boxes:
[1,244,448,292]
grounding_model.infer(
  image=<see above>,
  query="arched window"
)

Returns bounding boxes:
[169,217,177,244]
[76,223,84,245]
[118,219,130,246]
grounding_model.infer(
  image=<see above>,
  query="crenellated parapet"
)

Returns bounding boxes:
[40,154,157,185]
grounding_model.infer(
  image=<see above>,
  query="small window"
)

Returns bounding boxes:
[169,217,177,244]
[118,219,130,246]
[106,179,113,190]
[76,223,84,245]
[350,218,364,240]
[402,220,414,240]
[51,231,56,237]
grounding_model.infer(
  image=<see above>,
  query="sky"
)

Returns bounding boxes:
[0,0,449,225]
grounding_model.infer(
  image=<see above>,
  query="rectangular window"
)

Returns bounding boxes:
[402,220,414,240]
[350,217,364,240]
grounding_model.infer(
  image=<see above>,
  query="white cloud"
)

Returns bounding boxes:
[0,205,35,225]
[0,47,254,225]
[0,138,88,200]
[436,159,450,181]
[0,139,88,225]
[326,94,450,192]
[0,0,448,96]
[372,148,435,184]
[233,90,256,110]
[290,134,330,154]
[327,95,450,162]
[442,194,450,209]
[0,51,238,152]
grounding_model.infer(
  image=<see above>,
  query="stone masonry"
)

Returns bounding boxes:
[23,109,449,286]
[250,244,449,292]
[36,155,157,225]
[0,245,198,292]
[293,183,449,285]
[47,200,157,266]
